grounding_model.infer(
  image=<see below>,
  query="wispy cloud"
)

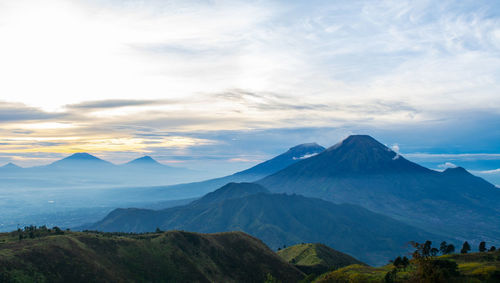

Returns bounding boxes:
[474,168,500,174]
[405,153,500,161]
[65,99,176,109]
[0,101,62,122]
[0,0,499,173]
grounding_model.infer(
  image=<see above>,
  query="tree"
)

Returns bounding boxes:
[430,248,439,257]
[384,268,397,283]
[489,246,496,252]
[53,226,64,235]
[393,256,403,268]
[461,241,471,254]
[402,256,409,268]
[410,241,459,282]
[387,255,408,282]
[155,227,162,233]
[439,241,448,254]
[479,241,486,252]
[445,244,455,254]
[422,240,432,257]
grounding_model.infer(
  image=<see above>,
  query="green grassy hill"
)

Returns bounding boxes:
[0,229,304,283]
[278,243,365,275]
[313,250,500,283]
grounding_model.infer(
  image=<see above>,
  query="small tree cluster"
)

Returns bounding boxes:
[478,241,496,252]
[439,241,455,255]
[460,241,471,254]
[393,256,409,269]
[409,241,460,282]
[15,225,65,241]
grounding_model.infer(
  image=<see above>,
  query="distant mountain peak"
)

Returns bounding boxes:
[233,142,325,176]
[327,135,382,151]
[129,156,160,164]
[64,152,101,161]
[2,162,21,169]
[442,166,472,176]
[288,143,325,160]
[289,143,323,152]
[49,152,112,168]
[124,156,166,168]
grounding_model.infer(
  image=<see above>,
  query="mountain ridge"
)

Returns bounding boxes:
[258,135,500,244]
[85,182,445,265]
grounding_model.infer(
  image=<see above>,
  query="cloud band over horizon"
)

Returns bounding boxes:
[0,0,499,182]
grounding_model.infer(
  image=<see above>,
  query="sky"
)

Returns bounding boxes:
[0,0,499,184]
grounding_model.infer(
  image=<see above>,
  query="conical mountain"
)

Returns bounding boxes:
[1,162,21,169]
[48,152,113,168]
[314,135,430,174]
[123,156,169,169]
[258,135,500,245]
[127,156,161,165]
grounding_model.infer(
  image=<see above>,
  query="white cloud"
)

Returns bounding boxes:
[0,0,498,122]
[405,153,500,161]
[391,144,400,153]
[438,162,458,169]
[475,168,500,174]
[293,153,319,160]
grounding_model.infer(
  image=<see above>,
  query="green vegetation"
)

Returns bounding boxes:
[0,228,304,283]
[313,241,500,283]
[2,228,500,283]
[278,243,364,276]
[89,183,440,266]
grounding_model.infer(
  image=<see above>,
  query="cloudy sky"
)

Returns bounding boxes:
[0,0,499,183]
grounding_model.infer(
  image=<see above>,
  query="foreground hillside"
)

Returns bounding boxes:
[278,243,365,275]
[86,183,443,265]
[0,229,304,283]
[314,250,500,282]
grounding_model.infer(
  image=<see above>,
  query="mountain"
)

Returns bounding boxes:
[125,155,163,166]
[233,143,325,178]
[85,182,443,265]
[191,182,269,205]
[0,162,21,170]
[0,144,324,233]
[0,230,304,283]
[46,152,114,169]
[122,155,192,174]
[278,243,365,275]
[158,143,325,199]
[258,135,500,243]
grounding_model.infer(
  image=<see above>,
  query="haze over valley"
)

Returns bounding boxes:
[1,0,500,282]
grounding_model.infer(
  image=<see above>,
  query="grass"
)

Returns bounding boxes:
[312,250,500,283]
[0,229,305,283]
